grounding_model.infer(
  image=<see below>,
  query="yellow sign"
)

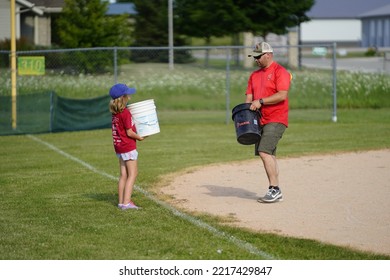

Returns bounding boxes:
[18,56,45,75]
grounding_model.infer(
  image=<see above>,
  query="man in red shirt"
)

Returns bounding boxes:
[245,42,291,203]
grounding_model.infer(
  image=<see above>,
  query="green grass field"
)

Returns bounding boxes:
[1,108,389,260]
[1,58,390,260]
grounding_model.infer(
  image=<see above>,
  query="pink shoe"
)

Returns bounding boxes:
[121,201,139,210]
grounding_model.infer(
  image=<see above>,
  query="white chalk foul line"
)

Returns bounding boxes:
[27,134,275,260]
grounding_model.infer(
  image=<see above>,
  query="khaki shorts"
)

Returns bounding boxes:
[255,123,286,156]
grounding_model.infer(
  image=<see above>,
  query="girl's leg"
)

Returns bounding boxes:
[118,158,128,205]
[122,159,138,205]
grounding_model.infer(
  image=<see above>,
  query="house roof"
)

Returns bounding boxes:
[28,0,65,8]
[107,3,136,15]
[16,0,44,15]
[26,1,136,15]
[359,4,390,18]
[307,0,390,19]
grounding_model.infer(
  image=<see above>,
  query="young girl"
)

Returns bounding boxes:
[109,83,145,210]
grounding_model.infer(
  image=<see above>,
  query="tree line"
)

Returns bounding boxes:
[54,0,314,49]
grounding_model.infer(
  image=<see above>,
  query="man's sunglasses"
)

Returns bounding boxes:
[253,53,267,60]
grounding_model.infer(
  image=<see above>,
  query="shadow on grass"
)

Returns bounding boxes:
[84,192,118,207]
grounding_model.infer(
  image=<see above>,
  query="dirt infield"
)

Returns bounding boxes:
[160,150,390,256]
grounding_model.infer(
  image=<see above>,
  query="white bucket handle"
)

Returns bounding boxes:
[134,119,159,126]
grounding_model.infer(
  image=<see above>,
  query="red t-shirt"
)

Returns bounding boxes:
[245,62,291,126]
[111,108,137,154]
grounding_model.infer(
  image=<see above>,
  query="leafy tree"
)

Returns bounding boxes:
[175,0,313,42]
[56,0,132,48]
[55,0,134,73]
[128,0,192,63]
[175,0,248,45]
[234,0,314,39]
[130,0,169,47]
[174,0,248,65]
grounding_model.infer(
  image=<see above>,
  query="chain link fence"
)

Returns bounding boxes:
[1,44,340,135]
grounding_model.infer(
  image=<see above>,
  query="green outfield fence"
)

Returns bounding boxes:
[0,44,338,135]
[0,92,111,135]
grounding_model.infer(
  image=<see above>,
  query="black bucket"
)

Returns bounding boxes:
[231,103,261,145]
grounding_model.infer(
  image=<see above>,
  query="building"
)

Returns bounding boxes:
[107,2,135,16]
[2,0,390,48]
[0,0,64,46]
[0,0,135,47]
[302,0,390,48]
[360,4,390,48]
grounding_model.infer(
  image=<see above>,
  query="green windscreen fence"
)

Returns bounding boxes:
[0,92,111,135]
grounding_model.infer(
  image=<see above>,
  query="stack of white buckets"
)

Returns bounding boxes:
[127,99,160,137]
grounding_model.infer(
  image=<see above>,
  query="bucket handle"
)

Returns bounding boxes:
[135,120,158,126]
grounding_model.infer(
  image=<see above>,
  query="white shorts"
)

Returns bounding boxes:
[116,150,138,161]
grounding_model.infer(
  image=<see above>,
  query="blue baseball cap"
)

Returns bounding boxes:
[109,83,136,99]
